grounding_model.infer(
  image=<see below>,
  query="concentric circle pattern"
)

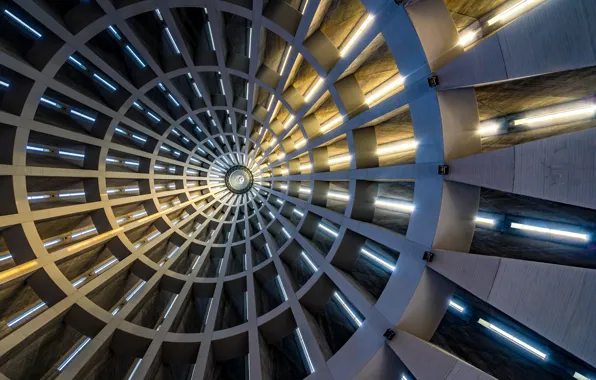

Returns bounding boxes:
[0,0,595,379]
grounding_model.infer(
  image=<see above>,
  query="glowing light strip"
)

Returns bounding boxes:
[205,298,213,324]
[513,105,596,126]
[0,80,8,88]
[280,47,292,76]
[487,0,538,26]
[365,75,404,105]
[296,328,315,373]
[327,190,349,201]
[301,251,317,272]
[28,194,50,200]
[293,208,304,217]
[376,139,418,155]
[68,56,87,70]
[94,258,118,274]
[93,73,117,91]
[163,294,179,319]
[374,198,415,213]
[207,22,215,50]
[43,238,63,247]
[40,97,61,108]
[7,302,46,327]
[70,110,96,123]
[477,122,500,136]
[448,300,465,313]
[108,25,121,40]
[167,93,180,107]
[125,45,146,68]
[340,14,373,57]
[320,115,344,133]
[164,27,181,54]
[360,247,395,271]
[147,111,160,122]
[333,292,362,326]
[573,372,591,380]
[4,10,42,38]
[510,222,589,241]
[132,134,147,142]
[475,216,495,225]
[458,29,480,47]
[72,276,87,287]
[318,223,338,237]
[328,154,351,166]
[219,78,226,96]
[58,150,85,158]
[478,318,547,359]
[128,359,142,380]
[0,254,12,262]
[59,192,85,198]
[276,276,288,301]
[71,227,96,239]
[304,78,323,102]
[57,337,91,371]
[125,281,146,301]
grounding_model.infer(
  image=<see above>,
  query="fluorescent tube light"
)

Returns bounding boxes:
[340,15,373,57]
[478,318,547,359]
[510,222,589,241]
[333,292,362,326]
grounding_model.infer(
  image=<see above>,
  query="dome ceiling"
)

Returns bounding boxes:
[0,0,595,379]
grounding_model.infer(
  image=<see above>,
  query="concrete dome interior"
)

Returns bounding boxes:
[0,0,595,379]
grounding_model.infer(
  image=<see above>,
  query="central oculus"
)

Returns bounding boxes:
[224,165,254,194]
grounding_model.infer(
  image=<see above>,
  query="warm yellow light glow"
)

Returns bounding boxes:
[283,115,295,130]
[304,78,324,102]
[320,115,344,133]
[280,47,292,76]
[487,0,538,26]
[513,105,596,126]
[295,138,306,148]
[328,153,351,166]
[300,163,312,171]
[377,139,418,156]
[365,75,404,105]
[477,122,501,136]
[340,15,374,57]
[458,29,480,46]
[0,260,39,284]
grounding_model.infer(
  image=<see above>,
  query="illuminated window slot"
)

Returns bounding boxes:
[333,291,362,327]
[164,27,181,54]
[360,247,395,271]
[4,10,42,38]
[510,222,589,241]
[125,45,146,68]
[70,109,96,123]
[478,318,547,360]
[68,56,87,71]
[340,14,373,57]
[92,73,117,92]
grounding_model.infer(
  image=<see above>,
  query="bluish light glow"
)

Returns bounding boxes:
[448,300,465,313]
[108,25,121,40]
[7,302,46,327]
[160,145,170,151]
[247,27,252,59]
[164,27,181,54]
[70,109,96,123]
[26,145,49,153]
[93,73,117,92]
[72,276,87,288]
[167,93,180,107]
[0,79,9,88]
[187,116,195,124]
[68,56,87,70]
[57,337,91,371]
[333,291,362,327]
[478,318,547,360]
[94,258,118,274]
[146,111,160,122]
[126,281,146,301]
[296,328,314,373]
[128,359,142,380]
[207,22,215,50]
[163,294,179,319]
[132,101,143,110]
[293,208,304,217]
[318,223,338,237]
[43,238,63,247]
[115,127,127,134]
[276,276,288,301]
[158,82,166,91]
[301,251,317,272]
[124,160,139,166]
[154,165,165,170]
[167,247,180,259]
[155,9,163,20]
[265,243,272,257]
[282,228,290,238]
[40,97,61,108]
[0,253,12,262]
[147,231,161,241]
[125,45,146,68]
[58,150,85,158]
[132,211,147,218]
[171,129,180,136]
[4,10,42,38]
[182,137,190,143]
[360,247,395,271]
[71,227,96,239]
[219,78,226,96]
[124,187,139,192]
[59,192,85,198]
[510,222,589,241]
[132,134,146,142]
[192,82,202,97]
